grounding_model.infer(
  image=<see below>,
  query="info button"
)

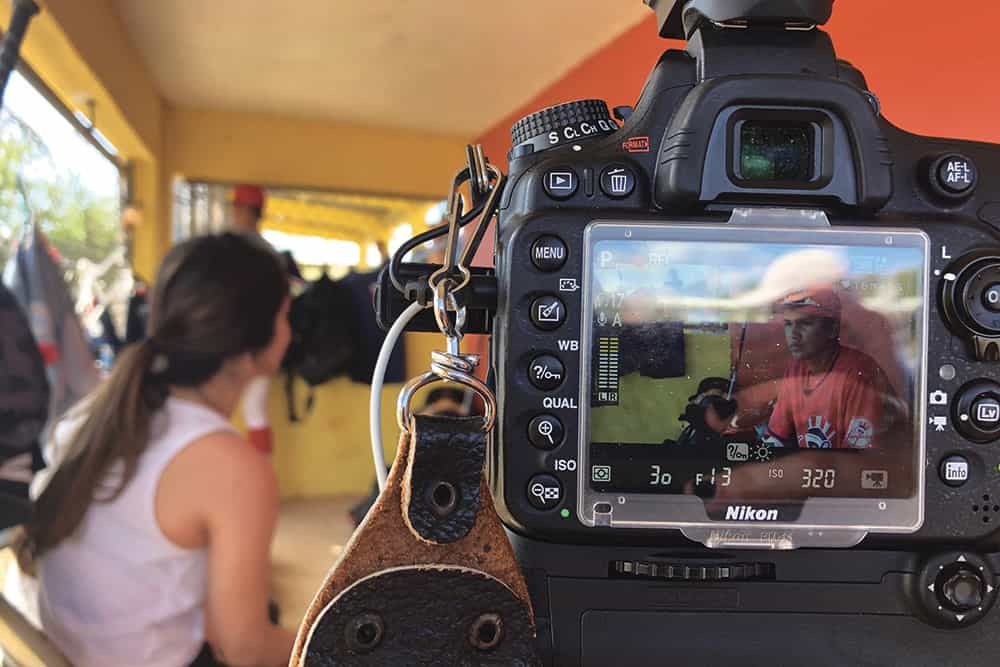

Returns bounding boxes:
[940,455,970,488]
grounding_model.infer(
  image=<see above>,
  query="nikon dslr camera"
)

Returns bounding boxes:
[486,1,1000,664]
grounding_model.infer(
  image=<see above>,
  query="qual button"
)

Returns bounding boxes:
[528,414,564,450]
[530,295,566,331]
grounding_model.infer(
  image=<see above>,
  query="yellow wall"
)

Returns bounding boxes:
[165,108,466,196]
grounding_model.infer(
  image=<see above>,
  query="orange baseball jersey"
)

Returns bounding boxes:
[767,346,889,449]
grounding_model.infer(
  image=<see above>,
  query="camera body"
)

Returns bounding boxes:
[489,1,1000,663]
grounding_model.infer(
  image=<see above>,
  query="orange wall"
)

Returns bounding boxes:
[476,4,1000,171]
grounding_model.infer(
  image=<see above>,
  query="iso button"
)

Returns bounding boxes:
[531,235,567,272]
[526,474,563,510]
[528,354,565,390]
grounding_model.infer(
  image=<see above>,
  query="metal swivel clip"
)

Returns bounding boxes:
[396,146,501,433]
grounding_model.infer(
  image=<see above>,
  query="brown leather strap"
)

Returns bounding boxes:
[291,415,539,665]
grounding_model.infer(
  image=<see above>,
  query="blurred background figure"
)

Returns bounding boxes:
[229,184,300,455]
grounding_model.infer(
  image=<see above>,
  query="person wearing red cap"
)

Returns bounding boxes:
[230,185,277,455]
[231,184,266,233]
[764,287,892,449]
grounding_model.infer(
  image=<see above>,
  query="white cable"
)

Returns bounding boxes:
[371,301,425,490]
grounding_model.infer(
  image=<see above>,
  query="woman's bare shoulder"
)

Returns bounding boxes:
[161,430,278,514]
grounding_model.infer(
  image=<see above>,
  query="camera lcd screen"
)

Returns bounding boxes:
[583,224,928,525]
[739,120,815,183]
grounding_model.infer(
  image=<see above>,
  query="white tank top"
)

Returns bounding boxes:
[34,396,237,667]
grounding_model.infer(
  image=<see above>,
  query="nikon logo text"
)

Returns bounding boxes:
[725,505,779,521]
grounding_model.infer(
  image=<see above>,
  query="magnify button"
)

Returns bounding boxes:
[529,414,564,450]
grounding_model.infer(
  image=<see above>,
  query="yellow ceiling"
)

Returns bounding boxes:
[112,1,649,137]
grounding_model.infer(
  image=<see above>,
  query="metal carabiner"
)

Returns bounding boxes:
[396,144,504,434]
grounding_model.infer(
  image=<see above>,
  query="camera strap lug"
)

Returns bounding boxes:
[291,414,540,665]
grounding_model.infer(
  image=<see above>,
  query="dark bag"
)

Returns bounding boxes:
[281,274,357,421]
[0,283,48,529]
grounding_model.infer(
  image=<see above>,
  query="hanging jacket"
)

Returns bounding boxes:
[2,223,99,425]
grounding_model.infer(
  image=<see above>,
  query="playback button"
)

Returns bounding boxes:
[526,473,563,510]
[543,167,578,199]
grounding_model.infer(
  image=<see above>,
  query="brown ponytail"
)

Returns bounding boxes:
[16,339,164,572]
[16,232,287,572]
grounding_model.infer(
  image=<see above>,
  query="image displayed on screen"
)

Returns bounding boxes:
[587,233,926,506]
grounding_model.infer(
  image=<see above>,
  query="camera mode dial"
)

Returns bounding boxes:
[940,249,1000,361]
[510,100,618,157]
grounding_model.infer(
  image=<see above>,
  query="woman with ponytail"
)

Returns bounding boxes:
[11,233,297,666]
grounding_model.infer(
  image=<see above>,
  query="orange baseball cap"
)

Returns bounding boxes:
[776,287,841,320]
[231,184,265,208]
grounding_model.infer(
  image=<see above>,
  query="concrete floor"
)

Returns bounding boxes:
[270,495,363,632]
